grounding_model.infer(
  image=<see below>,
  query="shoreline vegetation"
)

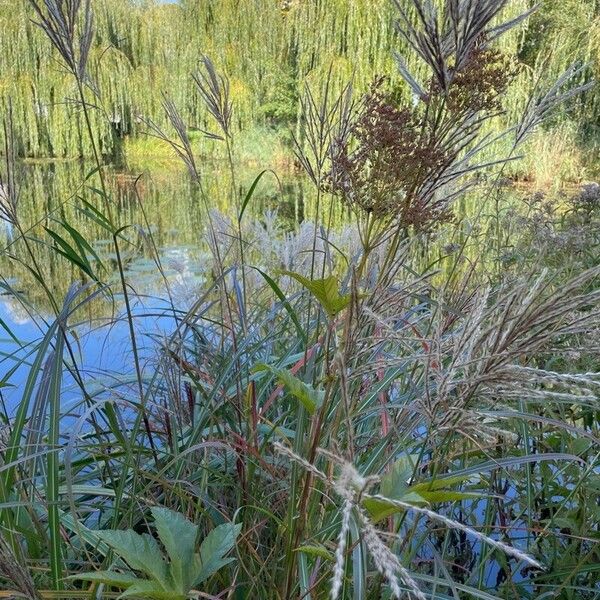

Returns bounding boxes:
[1,1,600,599]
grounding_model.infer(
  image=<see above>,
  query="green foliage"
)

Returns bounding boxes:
[281,271,351,317]
[2,0,597,167]
[253,363,324,414]
[72,508,241,599]
[363,456,481,522]
[1,1,600,599]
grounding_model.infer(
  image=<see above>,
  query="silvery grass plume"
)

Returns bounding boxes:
[192,55,234,139]
[0,534,42,600]
[274,443,541,600]
[28,0,93,82]
[353,265,600,443]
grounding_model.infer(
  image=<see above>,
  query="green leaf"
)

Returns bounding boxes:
[416,490,484,503]
[281,271,351,317]
[151,507,198,592]
[69,571,140,589]
[253,267,307,344]
[295,544,334,562]
[365,464,483,520]
[45,227,97,280]
[96,530,169,588]
[238,169,277,223]
[77,196,115,233]
[380,455,417,499]
[118,580,183,600]
[193,522,241,586]
[364,455,425,522]
[410,474,475,492]
[60,219,105,271]
[253,363,324,414]
[363,492,426,522]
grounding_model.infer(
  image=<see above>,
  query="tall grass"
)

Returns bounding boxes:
[0,1,599,599]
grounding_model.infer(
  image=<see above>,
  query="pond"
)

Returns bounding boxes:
[0,159,341,409]
[0,158,526,411]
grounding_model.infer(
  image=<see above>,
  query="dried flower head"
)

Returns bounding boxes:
[326,78,452,230]
[441,43,517,115]
[28,0,94,81]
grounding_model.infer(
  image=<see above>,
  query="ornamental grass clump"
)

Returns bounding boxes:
[1,0,599,599]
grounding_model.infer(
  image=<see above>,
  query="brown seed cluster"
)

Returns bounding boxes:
[443,46,516,116]
[326,78,451,230]
[326,44,515,232]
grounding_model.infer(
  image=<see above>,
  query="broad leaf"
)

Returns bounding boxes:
[380,455,417,499]
[364,455,424,521]
[151,507,198,592]
[96,530,169,589]
[253,363,324,414]
[363,491,426,522]
[365,461,482,521]
[193,522,241,586]
[282,271,351,317]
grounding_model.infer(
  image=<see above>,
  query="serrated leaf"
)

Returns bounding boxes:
[96,530,169,588]
[69,570,140,589]
[281,271,351,317]
[193,522,241,586]
[151,507,198,592]
[253,363,324,414]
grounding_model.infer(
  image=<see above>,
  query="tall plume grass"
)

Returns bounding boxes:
[0,0,599,599]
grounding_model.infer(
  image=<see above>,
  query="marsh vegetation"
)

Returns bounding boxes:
[1,1,600,599]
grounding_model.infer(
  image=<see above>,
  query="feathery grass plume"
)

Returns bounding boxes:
[0,106,19,227]
[143,93,200,180]
[367,493,543,568]
[275,443,542,596]
[356,506,427,600]
[515,62,596,147]
[0,534,42,600]
[192,55,234,139]
[28,0,93,81]
[366,264,600,442]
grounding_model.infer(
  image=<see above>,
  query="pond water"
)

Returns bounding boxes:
[0,159,321,408]
[0,159,525,411]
